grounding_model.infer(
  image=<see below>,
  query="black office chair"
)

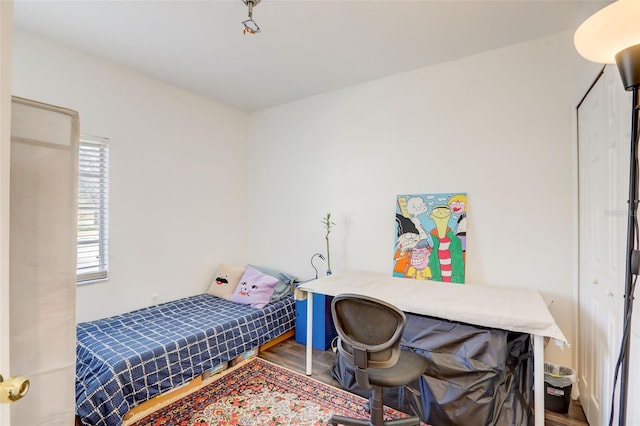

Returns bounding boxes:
[328,293,429,426]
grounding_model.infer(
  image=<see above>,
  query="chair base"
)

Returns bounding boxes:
[327,383,422,426]
[327,414,422,426]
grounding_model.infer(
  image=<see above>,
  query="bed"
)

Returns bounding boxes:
[75,293,296,426]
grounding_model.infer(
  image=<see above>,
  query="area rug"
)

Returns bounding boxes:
[131,357,420,426]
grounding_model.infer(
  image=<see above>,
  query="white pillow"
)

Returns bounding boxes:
[207,264,245,300]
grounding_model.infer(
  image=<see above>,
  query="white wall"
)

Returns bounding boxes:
[247,31,586,367]
[12,30,249,322]
[12,25,605,368]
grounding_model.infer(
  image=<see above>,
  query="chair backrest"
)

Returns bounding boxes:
[331,293,407,389]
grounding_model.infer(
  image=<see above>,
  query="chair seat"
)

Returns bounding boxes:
[365,349,429,388]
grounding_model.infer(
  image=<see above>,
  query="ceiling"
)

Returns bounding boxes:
[13,0,609,112]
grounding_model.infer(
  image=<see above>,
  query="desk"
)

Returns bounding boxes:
[297,271,568,426]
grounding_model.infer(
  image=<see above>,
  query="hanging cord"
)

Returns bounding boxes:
[608,95,640,426]
[609,275,637,426]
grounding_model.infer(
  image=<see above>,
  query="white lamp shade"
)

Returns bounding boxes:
[574,0,640,64]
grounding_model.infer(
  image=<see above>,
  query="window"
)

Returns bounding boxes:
[77,134,109,283]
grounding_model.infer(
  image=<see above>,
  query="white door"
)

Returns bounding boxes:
[1,1,14,424]
[9,98,79,426]
[577,64,631,426]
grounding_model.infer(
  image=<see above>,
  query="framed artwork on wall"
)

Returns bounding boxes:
[393,192,467,283]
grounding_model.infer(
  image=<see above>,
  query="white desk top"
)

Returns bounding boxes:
[298,271,567,343]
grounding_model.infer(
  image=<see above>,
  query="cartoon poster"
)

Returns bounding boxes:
[393,193,467,283]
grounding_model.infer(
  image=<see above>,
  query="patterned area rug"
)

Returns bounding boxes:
[131,357,417,426]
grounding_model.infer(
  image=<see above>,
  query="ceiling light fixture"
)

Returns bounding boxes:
[241,0,261,35]
[574,1,640,425]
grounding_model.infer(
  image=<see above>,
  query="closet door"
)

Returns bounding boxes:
[10,97,78,425]
[577,65,630,426]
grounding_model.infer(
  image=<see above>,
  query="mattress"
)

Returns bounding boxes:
[75,293,296,426]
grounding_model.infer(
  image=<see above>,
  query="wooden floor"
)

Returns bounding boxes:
[259,337,589,426]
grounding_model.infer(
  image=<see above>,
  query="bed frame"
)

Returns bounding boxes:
[120,329,294,424]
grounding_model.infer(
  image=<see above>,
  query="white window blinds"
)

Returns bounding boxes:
[77,135,109,283]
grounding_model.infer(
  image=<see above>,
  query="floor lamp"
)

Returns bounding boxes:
[574,1,640,425]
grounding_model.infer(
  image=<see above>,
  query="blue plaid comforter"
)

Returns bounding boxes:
[75,294,295,426]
